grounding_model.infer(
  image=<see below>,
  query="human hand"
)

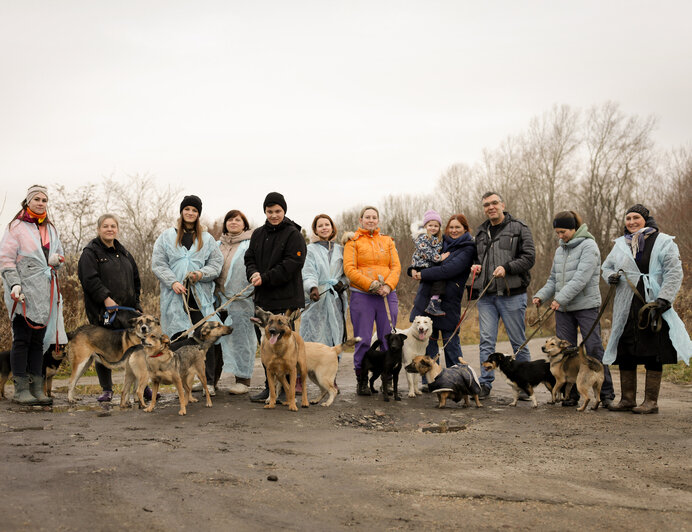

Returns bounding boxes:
[412,270,421,280]
[550,300,560,311]
[250,272,262,287]
[333,281,348,294]
[172,282,187,295]
[492,266,506,278]
[104,296,117,309]
[309,287,320,302]
[655,298,671,313]
[368,280,382,294]
[532,297,541,307]
[607,272,621,285]
[187,271,203,284]
[10,285,24,302]
[471,264,481,274]
[378,284,391,297]
[440,252,450,261]
[48,253,65,267]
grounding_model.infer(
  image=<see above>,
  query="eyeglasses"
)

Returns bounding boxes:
[482,200,501,208]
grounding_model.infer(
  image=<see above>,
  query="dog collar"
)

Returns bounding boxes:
[149,352,164,358]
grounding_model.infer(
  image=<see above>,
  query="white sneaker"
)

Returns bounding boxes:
[228,383,250,395]
[206,385,216,397]
[191,380,203,392]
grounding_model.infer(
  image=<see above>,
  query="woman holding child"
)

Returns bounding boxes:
[409,212,476,370]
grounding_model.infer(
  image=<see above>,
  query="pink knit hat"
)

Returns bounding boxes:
[422,209,442,226]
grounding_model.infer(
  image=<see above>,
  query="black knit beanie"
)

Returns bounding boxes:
[263,192,287,213]
[180,195,203,215]
[626,204,649,219]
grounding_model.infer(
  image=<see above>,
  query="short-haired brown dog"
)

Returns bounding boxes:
[251,307,309,411]
[121,333,188,416]
[542,336,604,412]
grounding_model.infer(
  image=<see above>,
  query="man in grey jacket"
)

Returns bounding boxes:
[471,192,535,398]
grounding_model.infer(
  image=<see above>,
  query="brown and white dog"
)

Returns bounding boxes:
[251,308,309,411]
[542,336,604,412]
[67,315,162,402]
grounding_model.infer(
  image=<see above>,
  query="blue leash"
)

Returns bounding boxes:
[103,305,141,326]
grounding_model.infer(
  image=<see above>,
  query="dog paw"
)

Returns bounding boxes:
[143,407,153,413]
[510,402,518,407]
[408,392,416,398]
[178,409,186,416]
[289,404,298,412]
[264,403,276,409]
[415,390,422,396]
[205,402,212,408]
[189,396,199,403]
[309,399,319,405]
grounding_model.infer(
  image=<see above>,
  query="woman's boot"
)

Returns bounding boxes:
[12,376,39,405]
[29,374,53,406]
[632,370,661,414]
[608,370,637,411]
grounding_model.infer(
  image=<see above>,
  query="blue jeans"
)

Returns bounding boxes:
[425,328,462,369]
[478,293,530,388]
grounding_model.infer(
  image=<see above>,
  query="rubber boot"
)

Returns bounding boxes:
[608,370,637,411]
[29,375,53,406]
[632,370,661,414]
[12,376,39,406]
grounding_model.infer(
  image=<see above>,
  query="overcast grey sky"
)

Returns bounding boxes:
[1,0,690,232]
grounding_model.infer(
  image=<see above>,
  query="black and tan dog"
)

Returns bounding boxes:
[251,307,309,411]
[406,355,482,408]
[360,332,407,402]
[66,315,162,402]
[482,352,557,408]
[1,343,69,399]
[542,336,604,412]
[120,333,189,415]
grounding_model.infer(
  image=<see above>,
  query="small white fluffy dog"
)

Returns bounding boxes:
[374,315,434,398]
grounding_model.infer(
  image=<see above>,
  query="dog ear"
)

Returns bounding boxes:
[420,358,432,371]
[128,317,138,327]
[254,307,270,326]
[399,333,408,340]
[285,308,302,324]
[161,334,170,346]
[558,339,571,349]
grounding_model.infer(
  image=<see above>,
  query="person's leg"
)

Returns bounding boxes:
[477,295,500,390]
[350,292,377,376]
[553,311,580,404]
[574,308,614,401]
[425,329,441,358]
[497,293,531,362]
[10,316,39,404]
[632,359,662,414]
[95,362,113,391]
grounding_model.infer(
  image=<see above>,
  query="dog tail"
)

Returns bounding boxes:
[584,354,604,372]
[333,336,361,355]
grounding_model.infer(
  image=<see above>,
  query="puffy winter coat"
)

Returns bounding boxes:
[534,224,601,312]
[244,217,307,312]
[78,237,141,328]
[474,213,535,296]
[410,232,476,330]
[602,232,691,365]
[343,227,401,292]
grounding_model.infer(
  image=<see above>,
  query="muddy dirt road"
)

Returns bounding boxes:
[2,338,691,531]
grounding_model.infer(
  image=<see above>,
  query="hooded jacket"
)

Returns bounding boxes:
[474,212,535,296]
[534,224,601,312]
[244,217,307,312]
[343,227,401,292]
[78,237,141,327]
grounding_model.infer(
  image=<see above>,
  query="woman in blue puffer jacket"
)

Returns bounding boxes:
[533,210,615,406]
[410,214,476,369]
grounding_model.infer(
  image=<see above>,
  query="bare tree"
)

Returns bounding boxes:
[579,101,657,254]
[51,183,99,262]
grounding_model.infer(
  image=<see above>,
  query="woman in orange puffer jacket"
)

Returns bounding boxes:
[343,206,401,395]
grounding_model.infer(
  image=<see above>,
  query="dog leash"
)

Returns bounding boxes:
[170,283,254,343]
[510,306,555,358]
[576,278,619,348]
[103,305,141,326]
[296,287,333,317]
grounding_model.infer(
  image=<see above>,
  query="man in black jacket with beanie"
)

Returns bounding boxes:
[245,192,306,401]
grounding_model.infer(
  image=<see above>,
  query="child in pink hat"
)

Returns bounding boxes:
[410,209,449,316]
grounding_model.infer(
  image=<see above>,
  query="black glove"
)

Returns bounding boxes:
[655,298,671,313]
[309,287,320,302]
[333,281,348,294]
[607,272,621,285]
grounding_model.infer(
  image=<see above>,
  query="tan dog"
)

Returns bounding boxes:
[542,336,605,412]
[67,315,162,402]
[405,355,482,408]
[302,337,360,407]
[120,334,188,415]
[251,308,309,411]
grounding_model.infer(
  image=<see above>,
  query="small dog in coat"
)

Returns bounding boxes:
[405,355,482,408]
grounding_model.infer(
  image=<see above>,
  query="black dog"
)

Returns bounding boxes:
[481,352,556,408]
[360,333,407,402]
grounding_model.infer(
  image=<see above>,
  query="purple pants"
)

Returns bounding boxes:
[350,290,399,374]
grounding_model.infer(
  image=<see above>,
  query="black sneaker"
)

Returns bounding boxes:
[478,385,491,399]
[250,387,270,402]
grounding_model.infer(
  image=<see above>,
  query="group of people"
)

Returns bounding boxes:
[1,185,689,414]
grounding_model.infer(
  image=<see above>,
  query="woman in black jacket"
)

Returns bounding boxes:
[78,214,141,402]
